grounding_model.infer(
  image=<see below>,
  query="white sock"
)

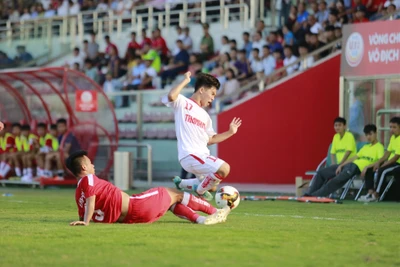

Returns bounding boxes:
[44,170,51,178]
[37,168,44,176]
[3,164,11,177]
[179,178,199,191]
[15,167,22,177]
[57,169,64,177]
[196,173,222,195]
[28,168,33,175]
[23,168,27,175]
[196,216,206,224]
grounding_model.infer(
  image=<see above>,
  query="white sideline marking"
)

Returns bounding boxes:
[236,212,345,221]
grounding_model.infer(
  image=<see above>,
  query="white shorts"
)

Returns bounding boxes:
[180,153,225,179]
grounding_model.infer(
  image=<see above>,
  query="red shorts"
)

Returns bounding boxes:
[122,187,171,224]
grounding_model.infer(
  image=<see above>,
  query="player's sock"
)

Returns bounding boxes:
[181,192,217,215]
[3,164,11,177]
[178,178,199,190]
[24,168,28,175]
[57,169,64,177]
[170,203,205,223]
[27,168,33,177]
[0,161,5,171]
[37,167,44,177]
[196,173,222,195]
[15,167,22,177]
[43,169,51,178]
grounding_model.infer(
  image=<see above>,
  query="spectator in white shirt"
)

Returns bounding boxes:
[250,48,264,79]
[251,31,267,59]
[20,8,32,21]
[219,36,231,54]
[41,0,52,10]
[182,27,193,52]
[66,47,85,70]
[308,14,323,34]
[262,45,276,76]
[137,55,157,89]
[57,0,69,16]
[283,45,298,76]
[96,0,109,12]
[298,42,314,71]
[217,68,241,106]
[69,0,81,15]
[316,1,329,23]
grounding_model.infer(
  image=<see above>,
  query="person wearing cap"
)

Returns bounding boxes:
[354,5,369,23]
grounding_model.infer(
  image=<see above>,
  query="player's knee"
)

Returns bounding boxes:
[217,163,230,178]
[210,186,217,192]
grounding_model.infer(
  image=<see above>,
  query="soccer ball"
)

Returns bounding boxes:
[215,186,240,210]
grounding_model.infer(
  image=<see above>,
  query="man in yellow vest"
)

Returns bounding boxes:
[18,124,38,182]
[35,123,59,178]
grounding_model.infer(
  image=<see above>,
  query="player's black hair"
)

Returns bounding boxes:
[363,124,377,134]
[389,117,400,125]
[66,150,88,177]
[334,117,346,125]
[194,73,221,92]
[37,123,46,129]
[56,118,67,125]
[243,32,250,37]
[11,122,21,128]
[252,48,260,53]
[50,124,57,130]
[21,124,30,131]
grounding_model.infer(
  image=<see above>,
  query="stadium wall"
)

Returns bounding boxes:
[217,54,341,184]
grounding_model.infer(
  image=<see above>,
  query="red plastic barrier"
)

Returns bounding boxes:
[217,55,341,184]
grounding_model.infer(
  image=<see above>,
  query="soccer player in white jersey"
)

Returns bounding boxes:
[162,72,242,201]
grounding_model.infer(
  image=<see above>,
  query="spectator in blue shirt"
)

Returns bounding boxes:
[160,40,189,87]
[297,2,309,23]
[14,46,33,64]
[282,24,295,46]
[268,31,283,53]
[242,32,253,59]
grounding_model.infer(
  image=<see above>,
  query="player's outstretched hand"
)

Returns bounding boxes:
[183,71,191,84]
[229,117,242,134]
[0,121,4,132]
[70,221,87,226]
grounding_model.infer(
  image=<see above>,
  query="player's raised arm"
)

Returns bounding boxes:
[167,71,191,102]
[208,117,242,145]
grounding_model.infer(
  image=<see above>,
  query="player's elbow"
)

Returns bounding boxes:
[167,93,177,102]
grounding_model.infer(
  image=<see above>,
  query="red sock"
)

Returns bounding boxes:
[182,192,217,215]
[170,203,200,223]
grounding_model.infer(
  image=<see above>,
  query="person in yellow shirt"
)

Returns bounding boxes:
[35,123,59,178]
[19,124,38,182]
[308,124,384,197]
[359,117,400,202]
[306,117,357,195]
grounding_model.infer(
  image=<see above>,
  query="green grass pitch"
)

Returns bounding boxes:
[1,188,399,267]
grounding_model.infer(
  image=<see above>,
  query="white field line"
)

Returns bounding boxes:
[235,212,344,221]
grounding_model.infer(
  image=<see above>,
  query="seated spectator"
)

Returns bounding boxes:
[181,27,193,53]
[316,1,329,24]
[353,5,369,23]
[0,51,14,68]
[306,124,384,197]
[96,0,109,12]
[44,118,81,179]
[108,46,122,78]
[125,47,138,72]
[139,28,152,49]
[69,0,81,15]
[308,14,323,34]
[234,49,252,80]
[36,123,58,179]
[298,43,314,71]
[152,28,169,64]
[216,68,241,106]
[287,5,298,30]
[283,45,298,76]
[188,54,203,76]
[250,31,267,59]
[105,35,119,58]
[229,39,237,51]
[72,62,81,71]
[282,24,295,46]
[14,46,33,64]
[242,32,253,59]
[270,49,284,82]
[250,48,264,79]
[219,36,231,54]
[84,59,99,84]
[136,55,157,89]
[141,43,161,73]
[335,0,349,24]
[20,8,32,20]
[126,32,141,58]
[104,72,123,108]
[262,45,276,77]
[327,8,342,27]
[160,40,189,87]
[268,31,284,53]
[308,33,328,59]
[57,0,69,16]
[230,48,238,64]
[19,125,39,182]
[297,2,309,23]
[200,23,214,61]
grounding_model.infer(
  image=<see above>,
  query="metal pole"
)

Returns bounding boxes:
[220,0,225,27]
[148,6,154,30]
[117,17,122,39]
[108,10,113,35]
[98,19,103,40]
[224,7,229,29]
[339,76,345,117]
[201,0,206,23]
[137,16,143,35]
[165,4,170,31]
[158,13,163,29]
[93,11,98,32]
[131,9,137,30]
[78,13,84,42]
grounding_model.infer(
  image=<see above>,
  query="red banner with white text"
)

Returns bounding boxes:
[341,20,400,77]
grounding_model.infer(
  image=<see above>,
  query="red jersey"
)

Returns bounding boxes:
[105,43,119,57]
[152,37,168,55]
[75,174,122,223]
[140,37,152,48]
[127,41,141,50]
[354,17,369,23]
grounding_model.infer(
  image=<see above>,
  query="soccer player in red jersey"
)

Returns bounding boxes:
[162,72,242,201]
[67,150,230,226]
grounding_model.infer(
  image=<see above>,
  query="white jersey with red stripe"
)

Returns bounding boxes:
[162,94,216,161]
